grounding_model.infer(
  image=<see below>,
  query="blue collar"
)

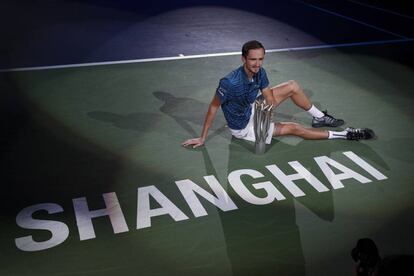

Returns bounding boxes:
[239,65,256,84]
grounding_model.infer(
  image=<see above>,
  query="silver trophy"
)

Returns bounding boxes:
[253,97,273,154]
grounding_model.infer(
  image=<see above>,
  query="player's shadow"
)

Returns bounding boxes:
[219,138,319,275]
[152,90,231,180]
[87,110,163,132]
[87,88,320,141]
[153,91,229,139]
[87,91,229,142]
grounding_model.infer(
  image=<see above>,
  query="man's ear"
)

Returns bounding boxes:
[241,55,246,64]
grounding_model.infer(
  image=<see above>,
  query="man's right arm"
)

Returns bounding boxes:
[182,94,221,148]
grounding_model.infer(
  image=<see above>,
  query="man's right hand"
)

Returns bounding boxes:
[181,94,220,149]
[181,137,205,148]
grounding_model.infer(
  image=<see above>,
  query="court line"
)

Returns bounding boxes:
[296,0,408,39]
[1,38,413,73]
[347,0,414,20]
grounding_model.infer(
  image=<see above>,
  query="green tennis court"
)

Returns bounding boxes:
[2,40,414,275]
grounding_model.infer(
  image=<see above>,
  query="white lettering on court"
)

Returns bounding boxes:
[314,156,371,189]
[343,151,387,180]
[175,175,238,217]
[73,192,129,240]
[228,169,286,205]
[266,161,329,197]
[14,151,387,251]
[15,203,69,252]
[136,185,189,229]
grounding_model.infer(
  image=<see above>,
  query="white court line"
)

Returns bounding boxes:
[0,38,413,73]
[296,0,408,39]
[347,0,414,20]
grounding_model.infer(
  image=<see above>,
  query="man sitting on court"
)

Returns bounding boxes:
[182,40,374,148]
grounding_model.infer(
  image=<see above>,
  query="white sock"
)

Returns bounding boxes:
[307,105,325,118]
[328,130,348,139]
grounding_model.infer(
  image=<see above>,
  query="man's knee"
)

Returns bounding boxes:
[288,123,304,135]
[287,80,300,92]
[271,80,300,96]
[277,122,303,136]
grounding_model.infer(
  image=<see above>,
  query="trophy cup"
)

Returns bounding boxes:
[253,97,273,155]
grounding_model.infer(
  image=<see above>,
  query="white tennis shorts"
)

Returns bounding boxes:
[229,105,274,144]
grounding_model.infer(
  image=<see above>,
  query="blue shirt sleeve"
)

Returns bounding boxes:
[216,78,231,104]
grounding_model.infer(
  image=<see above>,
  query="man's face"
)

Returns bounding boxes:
[242,48,265,76]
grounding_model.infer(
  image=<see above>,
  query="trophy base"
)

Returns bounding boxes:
[255,141,266,155]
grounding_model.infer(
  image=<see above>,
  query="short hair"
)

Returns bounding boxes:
[242,40,265,57]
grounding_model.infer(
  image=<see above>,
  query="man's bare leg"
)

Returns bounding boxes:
[274,122,329,139]
[272,122,375,140]
[269,80,345,128]
[270,80,312,110]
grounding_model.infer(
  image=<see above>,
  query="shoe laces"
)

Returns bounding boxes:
[321,111,337,123]
[347,128,365,140]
